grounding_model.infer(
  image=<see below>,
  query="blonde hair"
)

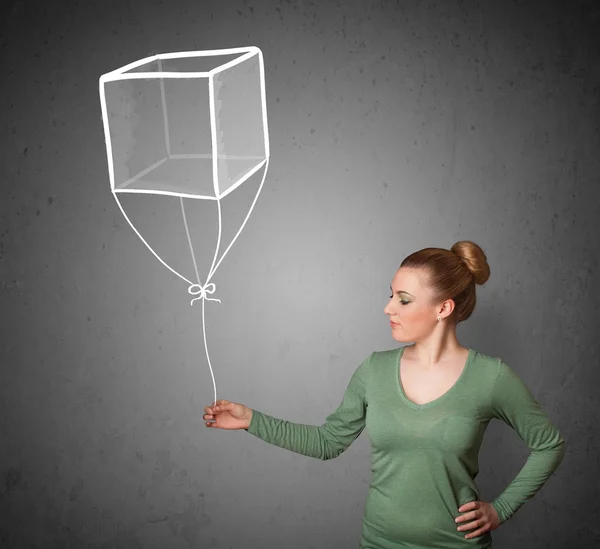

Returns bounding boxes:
[399,241,490,323]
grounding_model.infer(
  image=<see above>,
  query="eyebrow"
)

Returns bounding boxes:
[390,286,414,297]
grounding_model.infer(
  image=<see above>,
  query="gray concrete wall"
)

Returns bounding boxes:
[1,0,598,547]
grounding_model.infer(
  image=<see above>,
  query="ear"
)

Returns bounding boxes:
[439,297,456,316]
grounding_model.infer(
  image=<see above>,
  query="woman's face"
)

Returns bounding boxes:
[384,267,449,343]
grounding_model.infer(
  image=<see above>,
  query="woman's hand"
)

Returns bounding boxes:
[455,500,501,539]
[203,400,253,430]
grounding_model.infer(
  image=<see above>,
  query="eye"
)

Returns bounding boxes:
[389,295,410,305]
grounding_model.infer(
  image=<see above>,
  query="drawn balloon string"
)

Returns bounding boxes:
[99,47,270,413]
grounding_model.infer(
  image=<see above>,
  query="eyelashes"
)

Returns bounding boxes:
[389,296,410,305]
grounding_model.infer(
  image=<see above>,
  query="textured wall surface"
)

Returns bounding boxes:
[1,0,599,547]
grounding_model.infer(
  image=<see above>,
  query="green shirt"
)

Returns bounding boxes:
[245,346,565,549]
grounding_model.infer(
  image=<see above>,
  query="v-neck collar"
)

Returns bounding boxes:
[396,346,474,410]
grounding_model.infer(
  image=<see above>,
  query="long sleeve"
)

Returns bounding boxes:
[489,360,565,523]
[244,353,371,461]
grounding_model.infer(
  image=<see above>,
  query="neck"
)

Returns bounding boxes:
[405,326,465,366]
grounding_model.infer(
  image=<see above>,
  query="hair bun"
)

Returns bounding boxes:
[451,241,490,286]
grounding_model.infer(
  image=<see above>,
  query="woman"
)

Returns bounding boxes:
[202,241,565,549]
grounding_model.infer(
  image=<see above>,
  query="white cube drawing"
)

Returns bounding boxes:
[99,47,269,200]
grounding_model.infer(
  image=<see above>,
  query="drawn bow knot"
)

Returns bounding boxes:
[188,282,221,306]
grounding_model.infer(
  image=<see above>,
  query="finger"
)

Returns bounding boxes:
[457,519,481,532]
[464,525,488,539]
[456,510,477,523]
[458,501,478,513]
